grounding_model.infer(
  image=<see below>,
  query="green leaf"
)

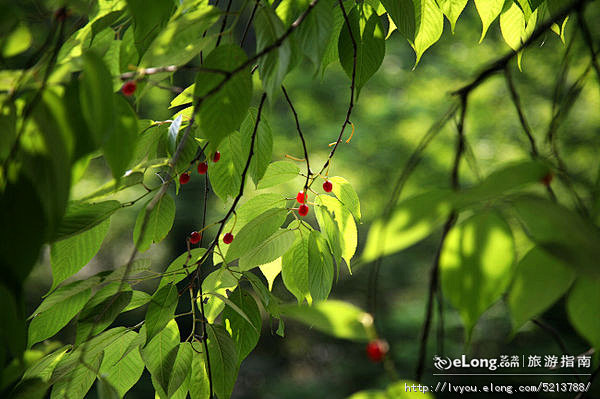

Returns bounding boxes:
[122,290,152,312]
[328,176,361,222]
[54,200,120,241]
[108,258,153,283]
[145,284,179,343]
[512,196,600,278]
[140,3,219,67]
[50,350,103,399]
[362,190,453,262]
[567,278,600,349]
[508,247,575,332]
[167,343,193,397]
[3,23,32,57]
[437,0,468,33]
[320,0,354,76]
[104,95,138,181]
[158,248,207,289]
[296,0,334,68]
[239,229,296,271]
[280,300,372,341]
[99,331,145,397]
[141,319,180,398]
[80,52,114,146]
[206,324,238,399]
[223,289,262,365]
[190,350,210,399]
[167,115,183,155]
[0,178,46,290]
[223,193,287,235]
[78,172,143,202]
[75,284,133,344]
[308,231,334,302]
[200,268,239,323]
[50,218,110,291]
[500,1,525,67]
[455,160,551,208]
[440,210,515,339]
[50,327,129,383]
[474,0,505,42]
[382,0,443,65]
[126,0,174,55]
[208,131,244,201]
[282,228,311,304]
[194,45,252,148]
[240,107,273,186]
[133,193,176,252]
[317,195,357,273]
[256,161,300,189]
[28,281,95,347]
[170,84,194,109]
[255,6,292,99]
[226,208,289,262]
[338,5,385,96]
[259,257,282,291]
[22,346,70,383]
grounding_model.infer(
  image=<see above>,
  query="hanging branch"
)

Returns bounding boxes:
[310,0,356,185]
[215,0,234,47]
[241,0,260,47]
[282,85,311,190]
[504,67,538,157]
[576,7,600,85]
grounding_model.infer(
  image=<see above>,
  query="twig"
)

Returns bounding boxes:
[241,0,260,47]
[282,85,311,190]
[504,67,538,157]
[215,0,234,48]
[576,8,600,85]
[452,0,590,98]
[574,365,599,399]
[310,0,356,183]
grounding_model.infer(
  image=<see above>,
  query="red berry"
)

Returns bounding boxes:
[323,180,333,192]
[541,172,553,187]
[190,231,201,244]
[213,151,221,163]
[179,172,190,185]
[366,339,388,363]
[121,80,137,96]
[298,204,309,217]
[296,191,305,203]
[223,232,234,244]
[197,162,208,175]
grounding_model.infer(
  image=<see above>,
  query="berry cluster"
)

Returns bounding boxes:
[292,180,333,217]
[179,151,221,185]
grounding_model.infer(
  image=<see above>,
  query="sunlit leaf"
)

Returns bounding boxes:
[567,278,600,349]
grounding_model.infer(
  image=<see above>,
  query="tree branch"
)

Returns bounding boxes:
[282,85,311,190]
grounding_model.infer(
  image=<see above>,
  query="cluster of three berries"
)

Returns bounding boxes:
[295,180,332,216]
[179,151,221,185]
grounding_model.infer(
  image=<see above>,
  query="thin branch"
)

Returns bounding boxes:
[574,365,599,399]
[452,0,590,98]
[311,0,356,182]
[282,85,311,190]
[577,8,600,85]
[119,65,229,80]
[415,212,457,382]
[416,96,468,382]
[504,67,538,157]
[241,0,260,47]
[215,0,234,48]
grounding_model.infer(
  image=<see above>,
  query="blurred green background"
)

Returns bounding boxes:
[15,1,600,397]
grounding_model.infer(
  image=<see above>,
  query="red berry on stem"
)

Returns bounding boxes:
[298,204,309,217]
[190,231,201,244]
[223,232,234,244]
[198,162,208,175]
[121,80,137,96]
[366,339,388,363]
[541,172,553,187]
[179,172,190,185]
[296,191,305,203]
[213,151,221,163]
[323,180,333,192]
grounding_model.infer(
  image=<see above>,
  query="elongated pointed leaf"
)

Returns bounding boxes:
[206,324,238,399]
[133,193,176,252]
[145,283,179,343]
